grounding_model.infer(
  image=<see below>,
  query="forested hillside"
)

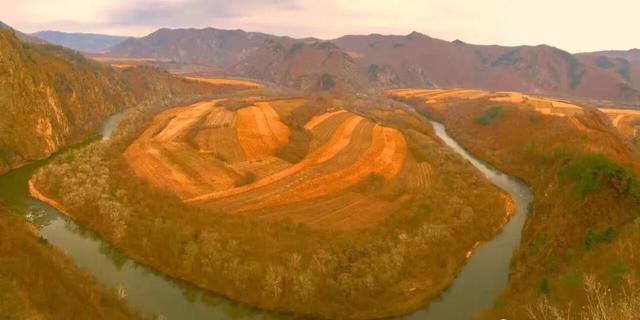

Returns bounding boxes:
[0,28,224,174]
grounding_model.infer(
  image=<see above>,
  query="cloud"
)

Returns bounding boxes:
[108,0,300,27]
[1,0,638,52]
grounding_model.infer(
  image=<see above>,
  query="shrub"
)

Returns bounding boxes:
[368,64,380,78]
[235,172,257,187]
[288,42,304,56]
[564,248,574,263]
[475,106,503,125]
[617,58,631,81]
[583,226,615,250]
[560,268,582,287]
[318,74,335,90]
[539,278,550,295]
[608,262,629,286]
[595,56,615,69]
[559,154,640,199]
[275,128,310,163]
[217,98,252,111]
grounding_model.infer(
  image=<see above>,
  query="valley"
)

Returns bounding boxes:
[27,89,515,318]
[2,7,640,320]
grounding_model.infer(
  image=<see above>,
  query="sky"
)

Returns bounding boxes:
[1,0,638,53]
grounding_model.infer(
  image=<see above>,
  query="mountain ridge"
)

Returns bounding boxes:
[31,30,130,53]
[103,27,640,105]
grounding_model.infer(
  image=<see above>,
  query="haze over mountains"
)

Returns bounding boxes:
[32,31,130,53]
[24,26,640,105]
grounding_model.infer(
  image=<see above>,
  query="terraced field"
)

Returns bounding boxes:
[393,88,640,141]
[599,107,640,139]
[389,88,603,133]
[125,98,416,229]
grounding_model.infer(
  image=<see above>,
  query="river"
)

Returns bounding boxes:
[0,112,532,319]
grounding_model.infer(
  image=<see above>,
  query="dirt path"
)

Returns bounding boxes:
[612,114,625,127]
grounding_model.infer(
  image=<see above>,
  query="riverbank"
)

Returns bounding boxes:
[400,92,640,319]
[27,97,521,319]
[0,203,142,319]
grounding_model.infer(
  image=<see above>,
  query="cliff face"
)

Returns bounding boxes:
[0,29,131,173]
[0,29,217,174]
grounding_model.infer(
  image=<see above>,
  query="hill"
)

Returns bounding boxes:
[576,49,640,93]
[32,31,129,53]
[393,88,640,319]
[228,39,364,91]
[108,27,274,67]
[334,32,640,104]
[0,27,253,175]
[0,21,45,44]
[32,94,512,318]
[107,27,640,105]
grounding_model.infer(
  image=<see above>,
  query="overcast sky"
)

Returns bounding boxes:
[1,0,638,53]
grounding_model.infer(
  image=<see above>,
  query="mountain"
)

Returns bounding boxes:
[108,27,273,67]
[106,27,640,104]
[576,49,640,92]
[0,21,46,44]
[228,38,364,91]
[579,48,640,61]
[333,32,640,104]
[32,31,129,53]
[0,28,223,175]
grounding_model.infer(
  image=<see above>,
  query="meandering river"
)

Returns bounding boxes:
[0,112,532,319]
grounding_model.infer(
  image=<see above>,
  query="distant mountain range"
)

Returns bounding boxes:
[0,21,46,44]
[104,27,640,104]
[31,31,130,53]
[21,25,640,105]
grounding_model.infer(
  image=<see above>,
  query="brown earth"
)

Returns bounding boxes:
[125,97,413,229]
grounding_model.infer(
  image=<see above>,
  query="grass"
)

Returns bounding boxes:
[475,105,503,125]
